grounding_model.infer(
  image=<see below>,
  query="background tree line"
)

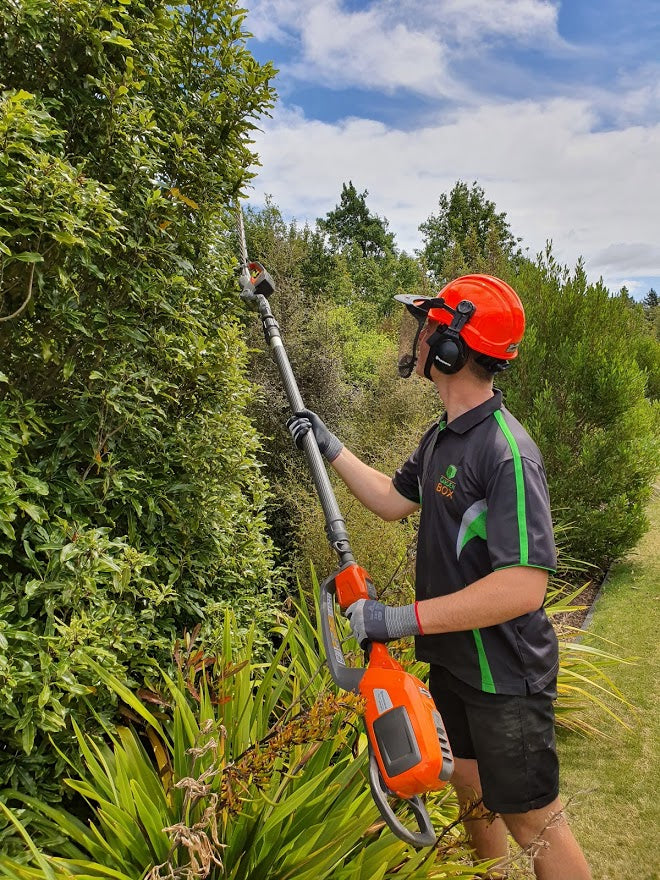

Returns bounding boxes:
[0,0,658,873]
[242,181,659,590]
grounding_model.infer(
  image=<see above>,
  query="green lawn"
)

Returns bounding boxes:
[557,491,660,880]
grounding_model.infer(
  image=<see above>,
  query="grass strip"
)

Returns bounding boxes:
[557,491,660,880]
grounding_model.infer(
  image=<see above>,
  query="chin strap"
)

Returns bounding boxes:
[473,352,511,374]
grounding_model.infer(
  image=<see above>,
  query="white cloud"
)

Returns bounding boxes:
[246,0,564,97]
[595,63,660,127]
[592,243,660,275]
[243,0,302,43]
[249,96,660,292]
[400,0,562,46]
[275,1,460,99]
[287,2,454,97]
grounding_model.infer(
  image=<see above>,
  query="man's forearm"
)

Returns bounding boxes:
[416,567,548,634]
[330,447,419,521]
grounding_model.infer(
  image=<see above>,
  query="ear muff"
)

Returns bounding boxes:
[423,299,476,378]
[424,327,469,376]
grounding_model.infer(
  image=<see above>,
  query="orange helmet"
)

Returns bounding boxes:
[428,275,525,360]
[395,275,525,377]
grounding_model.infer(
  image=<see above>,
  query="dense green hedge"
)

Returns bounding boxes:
[0,0,277,796]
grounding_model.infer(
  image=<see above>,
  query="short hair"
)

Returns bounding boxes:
[465,348,510,382]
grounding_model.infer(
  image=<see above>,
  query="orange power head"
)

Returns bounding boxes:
[359,643,454,800]
[247,261,275,298]
[334,563,376,609]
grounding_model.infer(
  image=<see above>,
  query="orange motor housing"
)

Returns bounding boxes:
[360,643,453,799]
[322,563,454,800]
[334,562,375,608]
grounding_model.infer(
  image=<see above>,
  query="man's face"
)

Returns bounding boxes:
[415,319,439,377]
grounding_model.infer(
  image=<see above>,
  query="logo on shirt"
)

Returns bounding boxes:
[436,464,458,499]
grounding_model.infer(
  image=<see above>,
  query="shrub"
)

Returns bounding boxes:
[0,605,479,879]
[500,251,660,570]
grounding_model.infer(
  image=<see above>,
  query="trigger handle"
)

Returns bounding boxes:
[320,574,365,692]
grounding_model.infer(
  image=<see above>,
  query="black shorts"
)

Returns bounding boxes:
[429,665,559,814]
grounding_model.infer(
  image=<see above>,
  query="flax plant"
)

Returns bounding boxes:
[0,593,479,880]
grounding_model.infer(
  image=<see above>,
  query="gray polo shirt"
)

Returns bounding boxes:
[392,389,558,696]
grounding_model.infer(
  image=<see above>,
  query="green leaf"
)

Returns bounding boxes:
[83,658,168,741]
[60,543,79,563]
[102,33,133,48]
[0,802,56,880]
[21,721,36,755]
[51,230,84,246]
[16,500,46,523]
[0,519,16,540]
[12,252,43,263]
[8,89,35,103]
[37,684,51,708]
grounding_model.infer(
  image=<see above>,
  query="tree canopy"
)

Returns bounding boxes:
[318,181,396,258]
[419,180,521,281]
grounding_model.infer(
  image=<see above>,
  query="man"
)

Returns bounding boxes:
[288,275,591,879]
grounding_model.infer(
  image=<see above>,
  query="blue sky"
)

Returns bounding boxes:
[243,0,660,299]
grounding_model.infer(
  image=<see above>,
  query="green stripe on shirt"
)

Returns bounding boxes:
[472,629,496,693]
[493,410,528,565]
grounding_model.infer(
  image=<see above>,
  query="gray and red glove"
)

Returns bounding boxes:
[345,599,422,648]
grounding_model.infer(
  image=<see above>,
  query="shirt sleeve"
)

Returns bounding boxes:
[392,424,438,504]
[486,457,557,572]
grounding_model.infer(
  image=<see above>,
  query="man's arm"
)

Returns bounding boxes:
[331,447,420,522]
[416,566,548,634]
[287,409,419,522]
[346,566,549,646]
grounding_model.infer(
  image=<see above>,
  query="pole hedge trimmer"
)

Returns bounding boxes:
[236,206,453,848]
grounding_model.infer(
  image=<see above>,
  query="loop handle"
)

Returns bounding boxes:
[368,752,436,849]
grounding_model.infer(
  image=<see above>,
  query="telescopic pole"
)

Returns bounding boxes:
[236,208,355,567]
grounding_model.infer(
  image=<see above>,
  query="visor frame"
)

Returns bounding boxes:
[393,293,440,318]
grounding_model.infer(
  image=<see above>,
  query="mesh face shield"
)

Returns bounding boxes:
[394,293,444,378]
[397,308,428,378]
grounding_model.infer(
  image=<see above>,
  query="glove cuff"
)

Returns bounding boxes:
[384,603,421,640]
[325,435,343,462]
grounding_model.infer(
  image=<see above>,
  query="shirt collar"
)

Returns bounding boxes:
[442,388,503,435]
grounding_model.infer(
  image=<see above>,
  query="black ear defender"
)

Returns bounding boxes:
[424,299,476,378]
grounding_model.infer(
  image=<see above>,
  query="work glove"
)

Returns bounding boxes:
[286,409,344,462]
[345,598,421,649]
